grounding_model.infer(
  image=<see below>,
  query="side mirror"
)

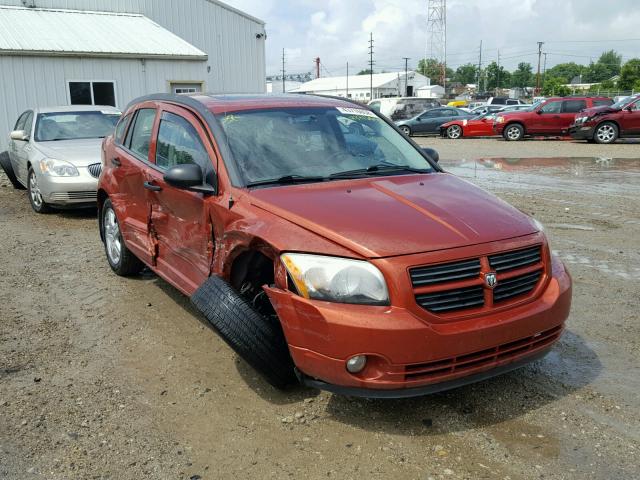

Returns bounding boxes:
[163,164,216,194]
[10,130,28,141]
[422,147,439,163]
[536,109,543,115]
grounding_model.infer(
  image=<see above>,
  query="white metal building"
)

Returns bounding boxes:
[292,71,431,101]
[0,0,266,150]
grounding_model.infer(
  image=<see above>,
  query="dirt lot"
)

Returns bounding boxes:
[1,142,639,480]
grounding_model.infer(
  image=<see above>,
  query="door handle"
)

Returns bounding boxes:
[143,181,162,192]
[111,157,121,167]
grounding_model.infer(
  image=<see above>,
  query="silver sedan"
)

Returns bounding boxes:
[4,105,120,213]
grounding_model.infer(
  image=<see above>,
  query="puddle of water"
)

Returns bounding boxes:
[442,157,640,199]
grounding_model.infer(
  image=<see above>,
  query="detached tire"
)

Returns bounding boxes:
[192,276,297,389]
[0,151,25,190]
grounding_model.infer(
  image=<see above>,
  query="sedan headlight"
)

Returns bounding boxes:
[40,158,79,177]
[496,116,505,124]
[281,253,389,305]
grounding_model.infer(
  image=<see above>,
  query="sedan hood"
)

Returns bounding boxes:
[581,105,618,116]
[35,138,103,167]
[249,173,539,258]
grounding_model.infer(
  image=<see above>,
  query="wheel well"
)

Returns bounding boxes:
[229,251,276,317]
[596,119,620,132]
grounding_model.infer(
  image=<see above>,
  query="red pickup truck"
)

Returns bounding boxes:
[494,96,613,141]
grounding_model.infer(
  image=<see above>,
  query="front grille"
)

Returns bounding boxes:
[493,270,542,303]
[404,325,562,381]
[489,246,541,272]
[416,285,484,313]
[410,258,481,287]
[50,191,97,201]
[87,163,102,178]
[410,244,544,316]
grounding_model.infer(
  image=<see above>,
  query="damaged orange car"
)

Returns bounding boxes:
[98,94,572,398]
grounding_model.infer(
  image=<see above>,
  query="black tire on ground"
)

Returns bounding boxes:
[0,151,25,190]
[593,122,619,144]
[27,167,52,213]
[399,125,412,136]
[101,198,144,276]
[191,275,298,389]
[503,123,524,141]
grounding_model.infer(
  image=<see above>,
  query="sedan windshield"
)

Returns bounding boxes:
[35,111,120,142]
[216,107,435,186]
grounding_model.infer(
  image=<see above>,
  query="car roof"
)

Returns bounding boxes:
[35,105,121,114]
[187,93,359,114]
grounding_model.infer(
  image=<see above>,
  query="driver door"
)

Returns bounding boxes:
[620,99,640,135]
[143,104,218,294]
[9,110,33,184]
[530,100,562,134]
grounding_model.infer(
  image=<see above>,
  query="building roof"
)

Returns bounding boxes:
[292,71,428,93]
[0,6,208,60]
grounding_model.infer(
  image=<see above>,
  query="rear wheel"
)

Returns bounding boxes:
[27,168,52,213]
[0,152,25,190]
[594,122,618,144]
[504,123,524,141]
[446,124,463,139]
[101,198,144,276]
[399,125,411,136]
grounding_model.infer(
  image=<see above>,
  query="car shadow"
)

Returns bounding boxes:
[322,330,600,436]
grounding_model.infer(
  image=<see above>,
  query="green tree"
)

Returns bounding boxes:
[485,61,511,90]
[597,50,623,76]
[511,62,534,88]
[542,77,571,96]
[357,69,373,75]
[588,79,617,94]
[545,62,587,84]
[583,50,623,83]
[452,63,478,85]
[619,58,640,91]
[417,58,445,84]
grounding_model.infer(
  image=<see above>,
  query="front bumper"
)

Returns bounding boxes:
[568,124,595,140]
[37,167,98,205]
[265,245,571,396]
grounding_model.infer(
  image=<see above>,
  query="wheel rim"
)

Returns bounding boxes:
[507,126,521,140]
[448,125,461,139]
[104,208,122,265]
[400,126,410,135]
[29,171,43,208]
[596,125,615,143]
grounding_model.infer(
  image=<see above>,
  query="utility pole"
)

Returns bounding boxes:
[368,32,375,100]
[535,41,544,94]
[477,40,482,94]
[403,57,410,96]
[346,62,349,98]
[496,49,500,94]
[315,57,320,79]
[542,52,548,85]
[427,0,447,88]
[281,48,286,94]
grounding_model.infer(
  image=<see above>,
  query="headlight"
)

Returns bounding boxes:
[40,158,79,177]
[281,253,389,305]
[496,116,505,124]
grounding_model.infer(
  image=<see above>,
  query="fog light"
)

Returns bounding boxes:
[346,355,367,373]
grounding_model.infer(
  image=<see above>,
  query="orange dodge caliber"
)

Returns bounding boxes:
[98,94,572,398]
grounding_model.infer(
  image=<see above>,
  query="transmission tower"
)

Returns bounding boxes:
[426,0,447,88]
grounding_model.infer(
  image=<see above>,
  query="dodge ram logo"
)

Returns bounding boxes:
[485,273,498,289]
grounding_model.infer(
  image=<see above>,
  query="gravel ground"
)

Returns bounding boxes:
[1,146,639,479]
[415,137,640,160]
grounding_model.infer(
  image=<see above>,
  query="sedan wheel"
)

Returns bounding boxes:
[27,168,51,213]
[446,125,462,139]
[594,122,618,144]
[399,125,411,136]
[101,199,144,276]
[103,207,122,266]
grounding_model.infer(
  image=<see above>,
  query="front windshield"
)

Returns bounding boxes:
[217,106,435,186]
[35,111,120,142]
[611,96,638,110]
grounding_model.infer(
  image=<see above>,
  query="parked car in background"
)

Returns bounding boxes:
[440,112,499,139]
[446,100,468,108]
[2,106,120,212]
[396,107,473,136]
[486,97,526,106]
[368,97,441,121]
[494,96,613,141]
[98,93,571,397]
[570,93,640,143]
[499,104,533,113]
[468,104,506,116]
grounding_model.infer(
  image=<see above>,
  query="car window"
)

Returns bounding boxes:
[35,111,119,142]
[128,109,156,159]
[630,100,640,112]
[593,99,613,107]
[115,113,132,145]
[540,101,562,114]
[155,112,209,170]
[421,110,440,118]
[445,109,459,116]
[14,111,30,131]
[22,112,34,135]
[562,100,587,113]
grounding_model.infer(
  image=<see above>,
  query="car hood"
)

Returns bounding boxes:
[249,173,539,258]
[34,138,103,167]
[581,105,618,116]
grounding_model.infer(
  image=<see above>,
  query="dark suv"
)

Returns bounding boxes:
[494,96,613,141]
[569,94,640,143]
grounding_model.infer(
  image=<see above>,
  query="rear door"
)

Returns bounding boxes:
[143,105,217,293]
[559,99,588,133]
[110,105,159,266]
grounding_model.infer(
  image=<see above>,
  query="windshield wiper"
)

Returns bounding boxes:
[330,164,430,179]
[246,174,326,188]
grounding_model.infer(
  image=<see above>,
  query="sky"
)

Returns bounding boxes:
[223,0,640,78]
